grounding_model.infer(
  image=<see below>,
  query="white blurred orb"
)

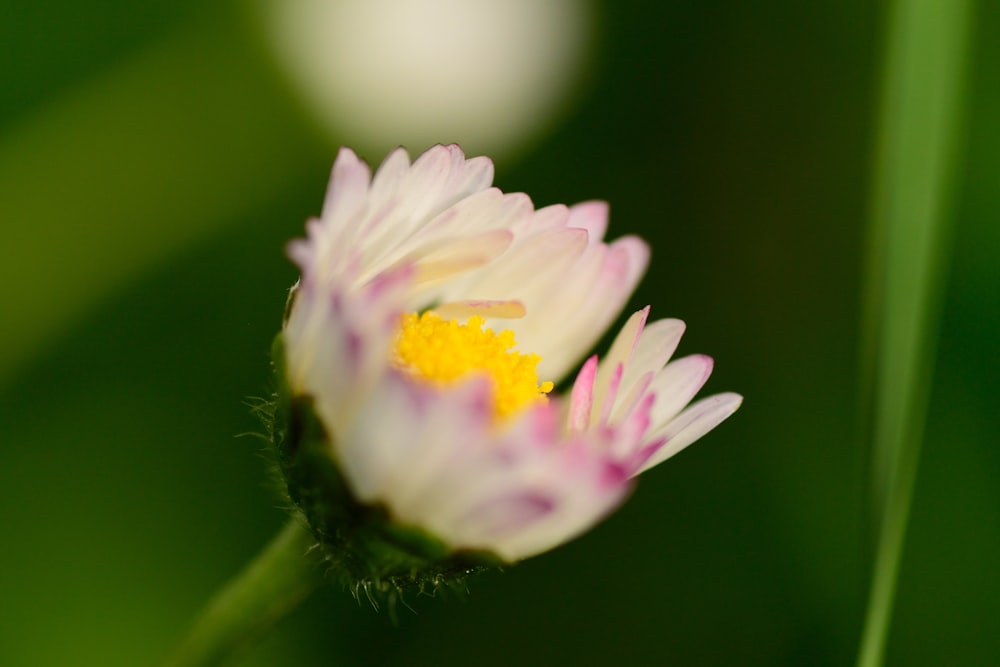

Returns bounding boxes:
[263,0,594,160]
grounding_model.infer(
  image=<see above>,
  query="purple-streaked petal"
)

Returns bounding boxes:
[452,492,557,540]
[487,441,633,560]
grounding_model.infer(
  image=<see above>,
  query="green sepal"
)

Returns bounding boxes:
[265,333,504,596]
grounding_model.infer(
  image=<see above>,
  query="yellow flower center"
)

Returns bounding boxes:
[393,311,554,420]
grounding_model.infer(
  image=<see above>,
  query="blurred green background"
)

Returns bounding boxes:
[1,1,997,665]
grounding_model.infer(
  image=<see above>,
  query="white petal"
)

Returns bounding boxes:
[637,392,743,473]
[647,354,715,426]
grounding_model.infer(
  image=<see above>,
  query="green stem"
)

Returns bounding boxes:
[857,0,972,665]
[164,519,324,667]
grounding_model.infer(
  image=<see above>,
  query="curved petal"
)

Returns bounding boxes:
[637,392,743,474]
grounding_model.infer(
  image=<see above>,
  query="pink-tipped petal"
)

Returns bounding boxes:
[566,200,610,241]
[567,355,599,433]
[613,235,651,294]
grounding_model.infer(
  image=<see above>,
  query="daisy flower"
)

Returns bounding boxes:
[274,145,741,588]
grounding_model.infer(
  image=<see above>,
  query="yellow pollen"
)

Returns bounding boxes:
[393,311,554,420]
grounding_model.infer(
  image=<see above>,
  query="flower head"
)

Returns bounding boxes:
[274,145,741,589]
